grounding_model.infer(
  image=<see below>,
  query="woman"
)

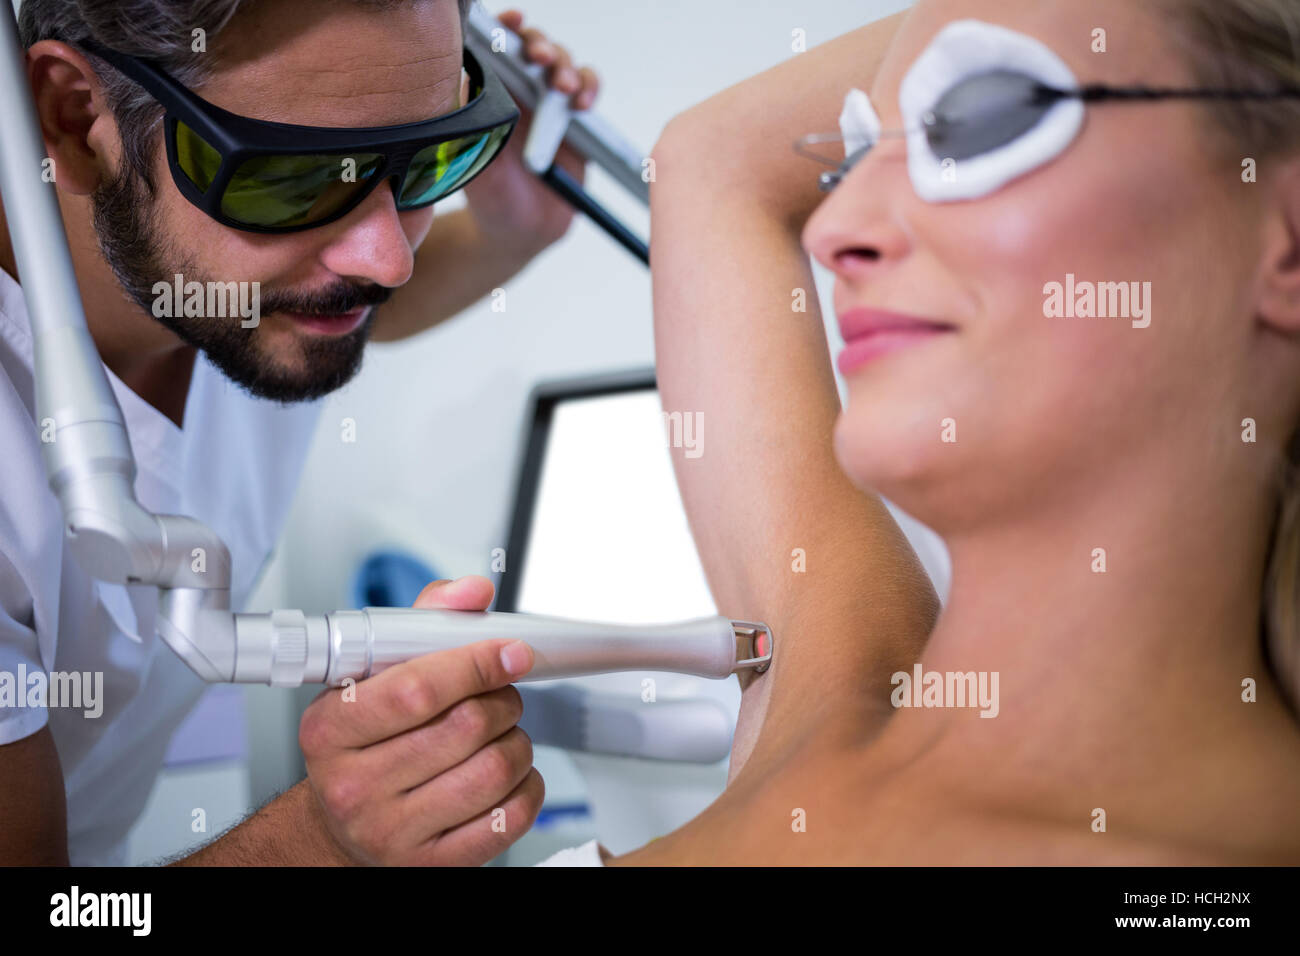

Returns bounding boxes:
[610,0,1300,864]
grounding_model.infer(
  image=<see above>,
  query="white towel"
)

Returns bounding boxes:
[534,839,607,867]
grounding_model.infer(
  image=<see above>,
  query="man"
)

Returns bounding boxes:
[0,0,599,865]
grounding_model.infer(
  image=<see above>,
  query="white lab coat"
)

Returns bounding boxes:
[0,267,323,864]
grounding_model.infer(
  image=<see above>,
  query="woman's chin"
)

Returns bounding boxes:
[832,408,953,515]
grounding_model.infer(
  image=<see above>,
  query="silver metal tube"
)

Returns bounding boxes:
[0,6,161,585]
[0,6,235,597]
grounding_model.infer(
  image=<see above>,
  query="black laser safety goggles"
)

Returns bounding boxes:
[78,37,520,233]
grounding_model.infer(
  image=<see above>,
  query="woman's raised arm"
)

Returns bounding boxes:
[649,11,939,782]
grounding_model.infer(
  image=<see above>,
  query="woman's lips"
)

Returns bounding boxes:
[836,308,955,376]
[284,307,369,336]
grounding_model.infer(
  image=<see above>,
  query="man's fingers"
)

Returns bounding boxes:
[396,726,537,847]
[496,9,525,33]
[516,25,582,95]
[435,767,546,865]
[573,66,600,110]
[499,15,594,108]
[545,47,580,95]
[300,638,534,751]
[405,767,545,867]
[412,575,494,611]
[360,685,525,793]
[518,27,556,65]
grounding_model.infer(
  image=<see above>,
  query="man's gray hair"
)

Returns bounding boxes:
[17,0,474,196]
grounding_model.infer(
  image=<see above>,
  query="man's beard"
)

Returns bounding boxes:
[90,163,390,404]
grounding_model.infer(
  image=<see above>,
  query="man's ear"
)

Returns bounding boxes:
[25,40,114,196]
[1259,157,1300,334]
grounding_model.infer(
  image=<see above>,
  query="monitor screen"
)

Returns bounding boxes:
[515,389,718,625]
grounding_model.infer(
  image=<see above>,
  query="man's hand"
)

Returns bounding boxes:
[462,9,601,252]
[298,575,544,866]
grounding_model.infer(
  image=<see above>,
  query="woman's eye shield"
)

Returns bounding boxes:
[797,18,1300,203]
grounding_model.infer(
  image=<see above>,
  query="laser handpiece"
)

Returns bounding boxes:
[216,609,772,686]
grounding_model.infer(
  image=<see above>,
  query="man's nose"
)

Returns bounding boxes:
[319,178,430,288]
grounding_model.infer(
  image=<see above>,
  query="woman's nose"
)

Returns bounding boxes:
[800,167,915,282]
[801,150,913,282]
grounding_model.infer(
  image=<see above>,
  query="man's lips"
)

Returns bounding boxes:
[836,308,956,376]
[283,306,370,336]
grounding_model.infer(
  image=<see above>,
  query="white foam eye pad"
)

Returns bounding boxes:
[898,19,1085,202]
[839,87,882,158]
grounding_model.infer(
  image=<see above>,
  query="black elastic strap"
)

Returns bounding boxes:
[1036,82,1300,104]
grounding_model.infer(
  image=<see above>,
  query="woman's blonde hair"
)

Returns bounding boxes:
[1164,0,1300,712]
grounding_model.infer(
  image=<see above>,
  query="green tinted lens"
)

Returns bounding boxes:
[221,152,383,228]
[397,125,511,208]
[175,121,223,193]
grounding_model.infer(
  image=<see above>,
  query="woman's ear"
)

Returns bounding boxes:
[25,40,113,197]
[1259,158,1300,334]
